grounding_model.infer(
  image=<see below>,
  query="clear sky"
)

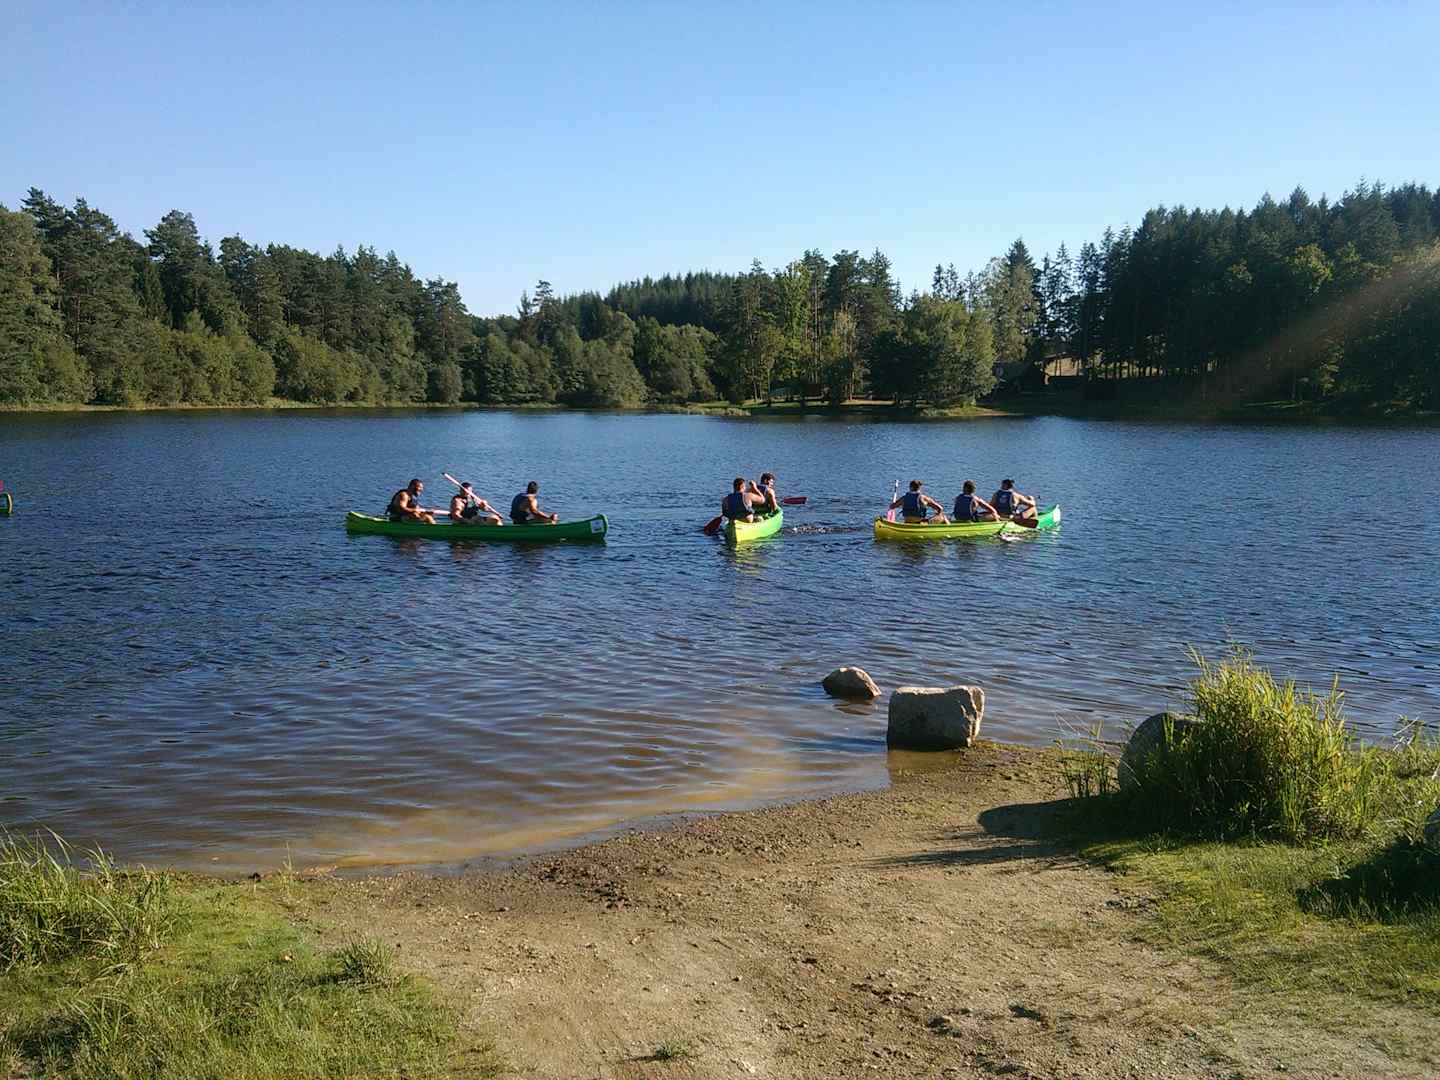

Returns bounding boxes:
[5,1,1438,315]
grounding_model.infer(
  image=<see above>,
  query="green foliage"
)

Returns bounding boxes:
[0,848,491,1078]
[1122,650,1387,842]
[1,834,175,970]
[6,179,1439,412]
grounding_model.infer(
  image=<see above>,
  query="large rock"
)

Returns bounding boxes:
[1425,804,1440,856]
[822,666,881,700]
[887,686,984,750]
[1118,712,1199,790]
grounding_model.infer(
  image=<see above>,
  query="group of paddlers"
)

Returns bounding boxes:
[889,478,1039,524]
[720,472,780,523]
[386,478,558,527]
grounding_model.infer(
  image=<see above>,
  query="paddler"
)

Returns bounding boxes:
[953,480,1000,522]
[991,478,1038,524]
[510,481,558,525]
[748,471,779,514]
[450,482,503,525]
[721,476,765,523]
[889,479,948,523]
[387,478,435,524]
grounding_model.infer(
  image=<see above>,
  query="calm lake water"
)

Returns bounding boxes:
[3,409,1438,871]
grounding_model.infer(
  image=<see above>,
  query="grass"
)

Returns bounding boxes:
[649,1038,696,1061]
[1,835,498,1078]
[1122,648,1386,842]
[1056,651,1440,1009]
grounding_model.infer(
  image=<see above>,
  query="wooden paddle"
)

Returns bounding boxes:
[702,515,723,535]
[780,496,807,506]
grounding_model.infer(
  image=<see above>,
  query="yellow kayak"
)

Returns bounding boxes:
[873,504,1062,540]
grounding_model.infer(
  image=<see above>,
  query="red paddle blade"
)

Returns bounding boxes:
[780,496,806,505]
[701,516,723,535]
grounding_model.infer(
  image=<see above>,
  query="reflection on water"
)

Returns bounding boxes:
[2,410,1439,871]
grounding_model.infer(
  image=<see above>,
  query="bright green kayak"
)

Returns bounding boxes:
[345,512,608,542]
[873,504,1062,540]
[726,509,783,545]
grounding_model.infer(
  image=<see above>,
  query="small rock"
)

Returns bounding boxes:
[823,666,881,699]
[886,686,984,750]
[1118,712,1199,790]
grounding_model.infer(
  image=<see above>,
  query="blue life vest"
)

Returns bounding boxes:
[954,493,978,521]
[723,491,749,519]
[994,488,1015,514]
[511,492,532,522]
[900,490,925,518]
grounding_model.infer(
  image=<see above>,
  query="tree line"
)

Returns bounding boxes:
[2,180,1438,410]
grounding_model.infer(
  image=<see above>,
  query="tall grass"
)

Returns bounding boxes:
[1122,649,1382,842]
[1054,717,1118,798]
[0,833,175,970]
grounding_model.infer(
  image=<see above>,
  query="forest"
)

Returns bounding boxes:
[2,181,1438,411]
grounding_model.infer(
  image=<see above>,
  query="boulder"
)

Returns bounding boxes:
[1118,712,1199,790]
[822,666,881,700]
[887,686,984,750]
[1425,804,1440,856]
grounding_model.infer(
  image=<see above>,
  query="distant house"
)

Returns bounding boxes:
[992,360,1047,394]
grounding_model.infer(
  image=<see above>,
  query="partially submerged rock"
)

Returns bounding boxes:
[822,666,881,700]
[1118,712,1198,790]
[887,686,984,750]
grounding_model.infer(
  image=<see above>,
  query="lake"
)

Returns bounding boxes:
[2,409,1437,871]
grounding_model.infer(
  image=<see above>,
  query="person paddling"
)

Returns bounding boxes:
[450,482,502,526]
[953,480,1000,522]
[511,481,558,525]
[889,479,948,524]
[388,479,435,524]
[991,478,1038,524]
[748,471,779,514]
[721,477,764,523]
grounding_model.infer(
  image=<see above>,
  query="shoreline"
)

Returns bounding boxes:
[286,741,1432,1077]
[5,395,1439,424]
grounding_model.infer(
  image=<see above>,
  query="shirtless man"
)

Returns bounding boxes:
[889,479,949,523]
[449,482,502,525]
[510,481,559,525]
[991,478,1038,524]
[387,479,435,524]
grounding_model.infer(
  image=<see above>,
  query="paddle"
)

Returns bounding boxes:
[702,515,723,536]
[884,479,899,523]
[780,496,807,506]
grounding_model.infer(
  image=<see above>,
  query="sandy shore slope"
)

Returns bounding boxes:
[305,744,1435,1078]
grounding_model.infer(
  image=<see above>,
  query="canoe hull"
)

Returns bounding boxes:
[345,512,608,542]
[873,504,1061,540]
[725,509,783,545]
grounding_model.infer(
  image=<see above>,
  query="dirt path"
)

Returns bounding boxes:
[308,745,1437,1078]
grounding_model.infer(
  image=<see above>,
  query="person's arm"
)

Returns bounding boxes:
[530,495,558,524]
[975,495,1000,516]
[888,497,905,510]
[924,495,949,521]
[1017,491,1037,511]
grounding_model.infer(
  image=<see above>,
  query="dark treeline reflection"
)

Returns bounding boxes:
[3,181,1438,411]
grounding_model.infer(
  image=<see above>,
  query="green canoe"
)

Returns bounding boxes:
[345,512,608,542]
[725,508,783,545]
[873,504,1062,540]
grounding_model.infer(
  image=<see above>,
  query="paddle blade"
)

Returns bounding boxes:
[701,516,723,536]
[1009,516,1039,529]
[780,496,807,505]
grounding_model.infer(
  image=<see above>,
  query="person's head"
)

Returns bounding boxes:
[733,477,746,491]
[526,481,539,495]
[760,472,775,486]
[909,479,922,492]
[408,478,423,494]
[963,480,976,494]
[461,482,473,493]
[1000,478,1014,490]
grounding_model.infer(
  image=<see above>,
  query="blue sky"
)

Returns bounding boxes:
[5,1,1438,315]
